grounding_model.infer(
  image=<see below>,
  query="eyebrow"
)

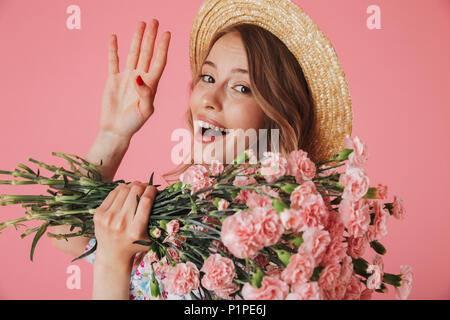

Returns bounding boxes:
[203,60,248,74]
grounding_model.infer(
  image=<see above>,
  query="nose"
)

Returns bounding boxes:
[200,84,223,112]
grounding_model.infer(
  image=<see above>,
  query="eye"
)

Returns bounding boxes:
[199,74,214,83]
[235,84,252,95]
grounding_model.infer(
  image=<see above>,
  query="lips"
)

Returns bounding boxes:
[196,114,226,129]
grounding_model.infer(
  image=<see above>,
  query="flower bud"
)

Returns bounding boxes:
[250,267,264,289]
[150,227,162,239]
[279,183,297,194]
[275,249,292,267]
[332,148,353,162]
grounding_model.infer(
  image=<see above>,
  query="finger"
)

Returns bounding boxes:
[126,21,146,70]
[131,185,157,235]
[145,31,171,93]
[96,184,122,213]
[133,75,154,118]
[137,19,158,73]
[120,183,146,224]
[108,34,119,74]
[107,184,131,219]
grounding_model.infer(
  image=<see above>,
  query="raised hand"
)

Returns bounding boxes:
[100,20,171,140]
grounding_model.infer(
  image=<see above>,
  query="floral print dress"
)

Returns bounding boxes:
[83,237,203,300]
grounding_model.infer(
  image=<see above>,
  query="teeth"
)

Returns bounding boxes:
[196,120,232,133]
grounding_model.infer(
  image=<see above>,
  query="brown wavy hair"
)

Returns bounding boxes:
[162,23,316,185]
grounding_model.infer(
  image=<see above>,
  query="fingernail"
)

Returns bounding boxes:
[136,75,144,86]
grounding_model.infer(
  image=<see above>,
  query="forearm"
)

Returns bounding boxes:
[92,253,133,300]
[51,131,130,253]
[82,130,131,182]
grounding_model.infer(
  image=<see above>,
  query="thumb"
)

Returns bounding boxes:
[134,75,154,117]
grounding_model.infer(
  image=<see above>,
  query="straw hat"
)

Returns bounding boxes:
[189,0,353,163]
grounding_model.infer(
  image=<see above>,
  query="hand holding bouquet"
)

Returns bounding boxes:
[0,135,412,300]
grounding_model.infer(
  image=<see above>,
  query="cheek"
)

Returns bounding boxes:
[227,103,265,130]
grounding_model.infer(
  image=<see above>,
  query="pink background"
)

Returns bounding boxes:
[0,0,449,299]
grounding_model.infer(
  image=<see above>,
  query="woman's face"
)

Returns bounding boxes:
[190,31,266,165]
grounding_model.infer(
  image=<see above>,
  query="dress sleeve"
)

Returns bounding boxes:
[82,237,97,264]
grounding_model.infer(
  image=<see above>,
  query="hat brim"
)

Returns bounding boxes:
[190,0,352,163]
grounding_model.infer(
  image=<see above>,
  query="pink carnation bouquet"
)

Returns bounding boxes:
[0,135,412,300]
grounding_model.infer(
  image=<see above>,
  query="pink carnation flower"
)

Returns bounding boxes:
[265,264,282,279]
[360,288,374,300]
[392,195,406,220]
[200,254,237,293]
[252,207,284,247]
[218,199,230,211]
[163,261,200,295]
[366,264,383,290]
[214,282,240,300]
[376,184,388,200]
[281,196,329,232]
[395,265,413,300]
[281,251,315,285]
[339,199,371,238]
[180,165,214,198]
[287,149,316,184]
[289,281,324,300]
[321,236,348,266]
[233,175,257,187]
[151,257,170,275]
[318,263,341,290]
[166,220,180,236]
[344,135,369,170]
[242,276,289,300]
[254,254,270,268]
[221,210,261,259]
[323,278,347,300]
[290,181,318,210]
[259,152,288,184]
[280,208,305,232]
[167,247,181,263]
[347,235,368,258]
[367,200,389,241]
[299,226,331,265]
[339,167,370,202]
[245,186,279,210]
[343,273,362,300]
[326,211,345,239]
[209,159,224,176]
[340,254,354,285]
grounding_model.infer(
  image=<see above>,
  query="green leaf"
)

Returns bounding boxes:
[309,266,325,281]
[132,240,152,247]
[288,236,304,249]
[370,240,387,255]
[30,222,50,262]
[271,199,288,213]
[149,172,155,186]
[72,239,97,263]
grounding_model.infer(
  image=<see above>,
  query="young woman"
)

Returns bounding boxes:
[50,0,352,300]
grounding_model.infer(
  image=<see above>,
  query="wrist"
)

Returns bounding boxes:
[97,130,131,149]
[94,250,133,273]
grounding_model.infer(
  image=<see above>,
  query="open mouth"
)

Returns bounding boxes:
[196,120,231,137]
